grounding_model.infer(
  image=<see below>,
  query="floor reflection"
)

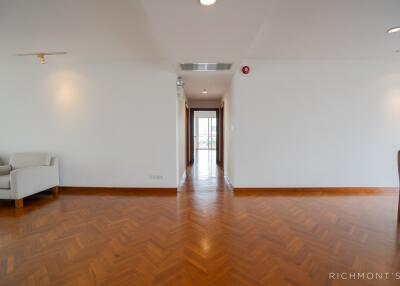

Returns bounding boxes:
[193,149,217,180]
[181,149,226,193]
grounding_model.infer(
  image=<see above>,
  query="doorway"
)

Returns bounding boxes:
[189,108,220,166]
[194,111,217,151]
[188,108,220,180]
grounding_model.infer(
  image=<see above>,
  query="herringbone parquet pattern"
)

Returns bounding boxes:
[0,162,399,285]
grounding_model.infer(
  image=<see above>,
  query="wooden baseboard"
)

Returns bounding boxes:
[233,187,398,195]
[60,186,177,192]
[59,187,178,197]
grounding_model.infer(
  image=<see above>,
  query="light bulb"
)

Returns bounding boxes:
[200,0,216,6]
[387,26,400,34]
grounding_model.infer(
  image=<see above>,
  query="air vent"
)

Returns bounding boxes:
[180,63,232,71]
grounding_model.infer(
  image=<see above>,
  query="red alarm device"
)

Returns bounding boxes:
[242,66,250,75]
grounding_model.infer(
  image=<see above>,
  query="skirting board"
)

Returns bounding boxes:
[233,187,398,194]
[60,186,177,193]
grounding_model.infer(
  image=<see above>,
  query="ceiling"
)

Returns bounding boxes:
[0,0,164,62]
[180,72,231,100]
[247,0,400,60]
[1,0,399,99]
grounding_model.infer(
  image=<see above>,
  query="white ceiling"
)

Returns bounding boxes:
[247,0,400,60]
[1,0,399,99]
[0,0,164,62]
[180,72,231,99]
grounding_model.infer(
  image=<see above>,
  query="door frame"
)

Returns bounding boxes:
[185,104,190,167]
[189,108,220,165]
[220,105,224,170]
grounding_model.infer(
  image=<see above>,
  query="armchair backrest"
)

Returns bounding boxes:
[10,152,52,169]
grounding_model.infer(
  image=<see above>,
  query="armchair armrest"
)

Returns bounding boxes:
[10,160,59,199]
[0,165,11,176]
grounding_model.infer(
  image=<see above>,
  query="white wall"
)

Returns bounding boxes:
[188,100,221,108]
[176,87,187,185]
[0,62,178,188]
[194,111,217,118]
[231,60,400,188]
[222,89,234,185]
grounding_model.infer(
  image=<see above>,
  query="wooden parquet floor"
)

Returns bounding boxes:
[0,157,399,285]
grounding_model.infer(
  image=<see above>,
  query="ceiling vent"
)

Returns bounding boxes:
[180,63,232,71]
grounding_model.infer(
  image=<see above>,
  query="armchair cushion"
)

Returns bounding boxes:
[0,175,10,189]
[0,165,11,176]
[10,152,51,169]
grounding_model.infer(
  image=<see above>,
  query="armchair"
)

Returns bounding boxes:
[0,152,59,208]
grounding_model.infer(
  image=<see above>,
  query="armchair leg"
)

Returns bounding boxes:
[52,186,59,196]
[15,199,23,208]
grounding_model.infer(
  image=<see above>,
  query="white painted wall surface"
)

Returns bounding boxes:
[231,60,400,188]
[0,62,178,188]
[222,90,234,185]
[188,100,221,108]
[176,88,187,185]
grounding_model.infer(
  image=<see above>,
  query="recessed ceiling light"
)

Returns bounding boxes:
[201,89,208,94]
[200,0,216,6]
[387,26,400,34]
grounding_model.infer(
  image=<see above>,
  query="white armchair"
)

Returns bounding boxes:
[0,152,59,208]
